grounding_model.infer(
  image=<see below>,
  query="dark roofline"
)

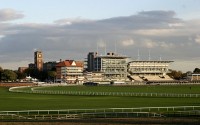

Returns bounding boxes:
[96,55,129,59]
[129,60,174,63]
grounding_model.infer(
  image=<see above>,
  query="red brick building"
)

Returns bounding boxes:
[56,60,84,84]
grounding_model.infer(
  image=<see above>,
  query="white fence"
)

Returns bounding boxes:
[0,106,200,120]
[9,86,200,98]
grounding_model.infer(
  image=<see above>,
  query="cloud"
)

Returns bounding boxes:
[195,35,200,44]
[142,39,158,48]
[138,10,176,18]
[139,39,175,49]
[133,29,176,36]
[159,41,174,48]
[0,35,5,39]
[0,9,24,22]
[121,39,134,46]
[0,10,200,72]
[54,17,92,25]
[168,23,184,27]
[97,41,106,48]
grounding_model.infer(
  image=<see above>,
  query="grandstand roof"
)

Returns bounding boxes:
[129,60,174,63]
[56,60,83,67]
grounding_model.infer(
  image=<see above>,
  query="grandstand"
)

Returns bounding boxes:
[128,61,174,82]
[143,75,173,81]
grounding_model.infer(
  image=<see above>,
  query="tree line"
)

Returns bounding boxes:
[0,66,56,82]
[167,68,200,80]
[1,66,200,82]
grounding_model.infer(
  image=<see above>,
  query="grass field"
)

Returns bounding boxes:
[33,85,200,94]
[1,85,200,111]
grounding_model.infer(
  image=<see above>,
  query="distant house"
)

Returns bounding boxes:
[187,72,200,81]
[25,76,38,82]
[56,60,84,84]
[18,67,28,73]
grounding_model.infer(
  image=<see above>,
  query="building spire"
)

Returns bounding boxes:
[148,49,151,61]
[137,49,140,60]
[114,41,117,54]
[104,41,107,56]
[96,42,99,54]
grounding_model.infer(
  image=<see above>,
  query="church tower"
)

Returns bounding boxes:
[34,51,43,71]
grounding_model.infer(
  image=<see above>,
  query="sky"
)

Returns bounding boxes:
[0,0,200,72]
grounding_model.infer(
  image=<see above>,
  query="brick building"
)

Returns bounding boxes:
[56,60,84,84]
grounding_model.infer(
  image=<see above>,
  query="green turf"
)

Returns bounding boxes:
[1,85,200,111]
[34,85,200,94]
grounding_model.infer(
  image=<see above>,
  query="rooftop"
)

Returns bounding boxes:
[56,60,83,67]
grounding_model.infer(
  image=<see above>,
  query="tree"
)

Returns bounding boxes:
[167,70,183,80]
[38,71,48,81]
[24,68,50,81]
[1,69,17,81]
[193,68,200,73]
[25,68,39,79]
[15,71,26,80]
[47,71,57,82]
[0,66,3,72]
[0,66,3,82]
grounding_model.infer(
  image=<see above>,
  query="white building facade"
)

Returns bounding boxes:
[56,60,84,84]
[87,52,128,81]
[128,61,173,82]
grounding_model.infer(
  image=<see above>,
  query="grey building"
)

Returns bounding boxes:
[43,61,57,71]
[87,52,98,71]
[87,52,128,81]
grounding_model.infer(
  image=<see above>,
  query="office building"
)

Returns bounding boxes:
[87,52,128,81]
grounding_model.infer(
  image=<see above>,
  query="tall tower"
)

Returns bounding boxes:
[34,51,43,71]
[87,52,97,72]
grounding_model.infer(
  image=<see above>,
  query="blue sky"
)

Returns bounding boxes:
[0,0,200,72]
[1,0,200,23]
